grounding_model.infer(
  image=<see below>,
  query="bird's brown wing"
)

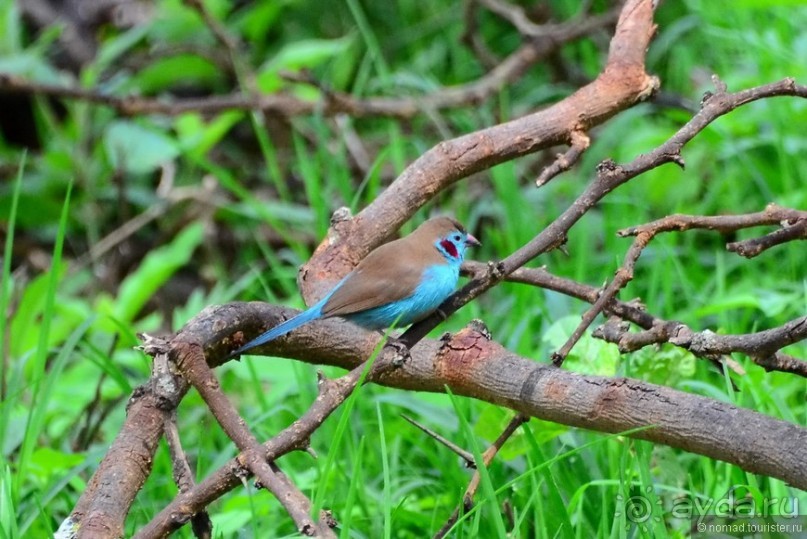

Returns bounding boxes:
[321,239,430,317]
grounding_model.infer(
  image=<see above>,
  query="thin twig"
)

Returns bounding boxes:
[727,218,807,258]
[481,0,618,40]
[182,0,239,52]
[552,232,650,366]
[434,414,528,538]
[461,261,807,376]
[461,0,500,70]
[164,410,213,539]
[535,129,591,186]
[401,414,475,467]
[547,205,807,365]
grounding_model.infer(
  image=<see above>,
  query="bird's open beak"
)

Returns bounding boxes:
[465,234,481,247]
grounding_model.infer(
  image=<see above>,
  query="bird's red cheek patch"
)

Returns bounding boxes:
[440,239,458,259]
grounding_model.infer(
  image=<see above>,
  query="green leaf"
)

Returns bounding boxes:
[175,111,243,158]
[734,0,807,5]
[543,315,620,376]
[629,345,697,386]
[127,55,224,94]
[0,52,66,84]
[9,266,63,357]
[0,466,18,539]
[148,0,210,44]
[0,2,21,53]
[234,1,284,42]
[257,37,353,92]
[14,181,72,504]
[693,293,761,318]
[92,24,150,79]
[29,446,85,485]
[112,222,205,323]
[211,509,253,536]
[104,120,180,174]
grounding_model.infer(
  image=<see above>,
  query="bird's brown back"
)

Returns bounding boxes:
[321,217,459,317]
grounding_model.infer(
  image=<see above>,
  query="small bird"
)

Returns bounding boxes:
[230,216,480,357]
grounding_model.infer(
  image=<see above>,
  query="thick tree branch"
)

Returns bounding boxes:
[85,304,807,537]
[298,0,659,299]
[68,300,807,536]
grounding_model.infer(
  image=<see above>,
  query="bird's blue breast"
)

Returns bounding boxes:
[345,263,460,330]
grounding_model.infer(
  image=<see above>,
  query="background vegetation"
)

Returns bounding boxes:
[0,0,805,536]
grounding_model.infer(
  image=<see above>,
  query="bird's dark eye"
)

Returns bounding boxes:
[452,234,461,242]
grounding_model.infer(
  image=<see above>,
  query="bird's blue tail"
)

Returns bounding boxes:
[230,303,324,357]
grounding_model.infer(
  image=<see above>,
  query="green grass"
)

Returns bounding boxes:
[0,0,805,537]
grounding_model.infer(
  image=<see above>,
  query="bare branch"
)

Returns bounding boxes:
[134,356,368,538]
[462,261,807,376]
[392,77,807,360]
[163,410,213,539]
[535,129,591,187]
[170,340,334,537]
[434,414,527,538]
[728,219,807,258]
[542,206,807,368]
[300,0,659,302]
[402,414,475,467]
[0,5,617,121]
[618,204,807,238]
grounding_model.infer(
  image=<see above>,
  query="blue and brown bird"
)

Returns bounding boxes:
[230,216,480,357]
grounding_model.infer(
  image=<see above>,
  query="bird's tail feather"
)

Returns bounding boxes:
[229,303,323,357]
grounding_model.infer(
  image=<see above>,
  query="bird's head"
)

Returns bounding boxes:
[416,216,480,263]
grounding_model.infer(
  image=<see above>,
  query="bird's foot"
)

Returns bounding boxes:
[384,337,411,368]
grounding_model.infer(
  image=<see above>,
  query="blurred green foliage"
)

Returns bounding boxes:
[0,0,805,537]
